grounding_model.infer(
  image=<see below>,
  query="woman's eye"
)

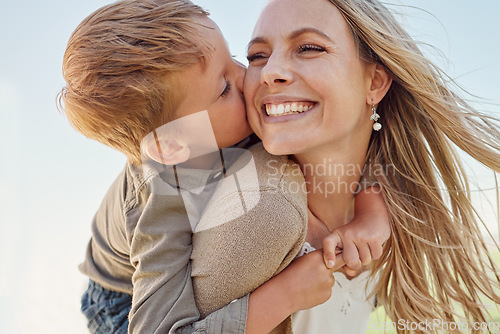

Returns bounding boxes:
[247,53,267,63]
[298,44,326,53]
[220,80,231,97]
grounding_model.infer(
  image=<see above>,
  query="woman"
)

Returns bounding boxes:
[193,0,500,333]
[244,0,500,330]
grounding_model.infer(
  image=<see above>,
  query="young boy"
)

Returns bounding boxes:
[59,0,390,333]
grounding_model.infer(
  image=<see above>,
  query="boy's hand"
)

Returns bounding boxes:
[322,187,390,276]
[246,250,345,334]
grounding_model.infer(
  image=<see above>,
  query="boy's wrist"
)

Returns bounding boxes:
[246,272,296,333]
[267,270,298,314]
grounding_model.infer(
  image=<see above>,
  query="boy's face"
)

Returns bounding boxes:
[175,17,253,149]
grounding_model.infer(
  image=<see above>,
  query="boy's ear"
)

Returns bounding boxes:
[145,138,190,165]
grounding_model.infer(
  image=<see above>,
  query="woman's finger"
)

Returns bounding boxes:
[322,232,342,269]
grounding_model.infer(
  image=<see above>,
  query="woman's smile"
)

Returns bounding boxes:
[260,94,318,123]
[265,102,315,117]
[244,0,374,156]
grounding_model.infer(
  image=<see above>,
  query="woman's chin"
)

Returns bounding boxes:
[262,140,299,156]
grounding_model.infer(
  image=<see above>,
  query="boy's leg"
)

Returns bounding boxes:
[81,280,132,334]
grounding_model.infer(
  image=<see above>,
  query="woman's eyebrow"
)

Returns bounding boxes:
[289,27,333,42]
[247,36,267,51]
[247,27,333,51]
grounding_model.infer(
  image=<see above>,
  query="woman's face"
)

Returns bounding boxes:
[244,0,375,157]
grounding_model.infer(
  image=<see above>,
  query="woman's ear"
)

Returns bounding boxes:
[144,135,190,166]
[366,63,392,104]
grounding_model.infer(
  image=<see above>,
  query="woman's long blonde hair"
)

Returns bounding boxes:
[330,0,500,331]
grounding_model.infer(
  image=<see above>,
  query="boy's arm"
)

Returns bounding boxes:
[246,250,343,334]
[322,186,390,275]
[128,175,249,334]
[128,174,329,334]
[180,250,343,334]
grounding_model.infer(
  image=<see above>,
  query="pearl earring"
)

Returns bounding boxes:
[370,104,382,131]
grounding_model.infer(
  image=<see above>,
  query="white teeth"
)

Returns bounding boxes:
[265,102,314,116]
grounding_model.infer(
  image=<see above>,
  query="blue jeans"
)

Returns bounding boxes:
[81,280,132,334]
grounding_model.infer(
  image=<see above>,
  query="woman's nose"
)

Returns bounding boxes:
[260,53,293,86]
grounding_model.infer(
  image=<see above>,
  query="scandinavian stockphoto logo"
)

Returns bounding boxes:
[265,158,394,196]
[139,110,260,233]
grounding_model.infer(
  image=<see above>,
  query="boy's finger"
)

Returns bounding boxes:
[333,253,345,271]
[343,265,358,277]
[322,233,342,269]
[368,241,383,260]
[358,244,372,266]
[343,240,362,270]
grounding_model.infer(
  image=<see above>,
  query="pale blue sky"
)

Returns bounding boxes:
[0,1,499,333]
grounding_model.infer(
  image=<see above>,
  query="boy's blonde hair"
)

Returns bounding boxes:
[58,0,209,165]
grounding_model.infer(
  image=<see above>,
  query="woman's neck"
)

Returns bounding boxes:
[292,148,366,232]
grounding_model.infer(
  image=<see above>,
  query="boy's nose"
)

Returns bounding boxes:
[234,60,246,93]
[234,58,247,70]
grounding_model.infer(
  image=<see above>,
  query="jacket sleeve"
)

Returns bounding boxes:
[191,144,308,325]
[127,175,248,334]
[191,188,308,319]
